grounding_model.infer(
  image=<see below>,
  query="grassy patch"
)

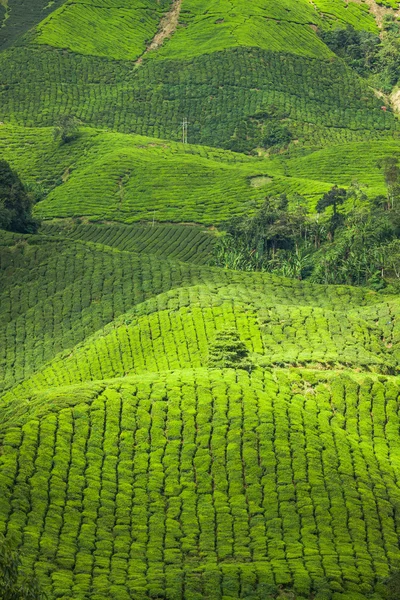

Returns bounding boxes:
[35,0,173,61]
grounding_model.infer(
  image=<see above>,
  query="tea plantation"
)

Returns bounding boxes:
[2,125,400,222]
[1,228,400,599]
[2,0,400,599]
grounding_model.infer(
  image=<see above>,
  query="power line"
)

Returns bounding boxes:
[182,118,188,144]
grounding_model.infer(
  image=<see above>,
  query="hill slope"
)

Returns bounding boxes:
[1,230,400,600]
[0,0,397,149]
[2,1,400,599]
[1,369,400,600]
[2,125,400,223]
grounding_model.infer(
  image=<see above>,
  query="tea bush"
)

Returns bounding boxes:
[1,2,400,599]
[41,221,216,265]
[0,0,65,50]
[1,370,400,599]
[35,0,173,61]
[2,125,400,225]
[0,47,396,150]
[1,230,398,405]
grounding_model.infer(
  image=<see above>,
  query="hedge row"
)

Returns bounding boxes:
[0,369,399,599]
[3,285,400,405]
[41,222,216,265]
[1,230,398,405]
[34,0,172,61]
[0,46,397,149]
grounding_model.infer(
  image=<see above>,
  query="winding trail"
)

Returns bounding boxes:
[135,0,182,65]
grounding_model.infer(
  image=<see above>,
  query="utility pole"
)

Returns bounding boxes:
[182,118,188,144]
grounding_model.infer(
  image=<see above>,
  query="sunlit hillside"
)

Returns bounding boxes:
[1,1,400,599]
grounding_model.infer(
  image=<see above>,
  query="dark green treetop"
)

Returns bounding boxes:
[0,536,45,600]
[208,328,253,371]
[0,160,39,233]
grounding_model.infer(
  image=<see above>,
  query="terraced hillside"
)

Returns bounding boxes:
[0,228,400,600]
[0,0,398,149]
[2,0,400,599]
[2,125,400,223]
[0,0,65,50]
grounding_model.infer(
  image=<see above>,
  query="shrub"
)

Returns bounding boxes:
[0,160,39,233]
[207,328,253,371]
[53,115,80,145]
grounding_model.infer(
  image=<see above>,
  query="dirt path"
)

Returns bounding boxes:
[0,0,9,29]
[390,88,400,112]
[353,0,400,27]
[135,0,182,65]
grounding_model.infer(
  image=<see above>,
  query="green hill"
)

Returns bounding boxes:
[2,0,400,599]
[1,369,400,600]
[0,0,65,50]
[1,124,400,223]
[1,229,400,600]
[0,0,397,149]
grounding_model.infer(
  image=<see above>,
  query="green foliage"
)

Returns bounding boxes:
[377,155,400,209]
[262,121,292,149]
[3,2,400,600]
[0,535,44,599]
[207,328,253,370]
[0,160,38,233]
[320,20,400,93]
[0,125,332,224]
[1,371,400,598]
[214,187,400,287]
[0,0,65,51]
[311,0,378,32]
[35,0,173,61]
[383,571,400,599]
[151,0,331,60]
[1,203,400,600]
[53,115,80,145]
[316,186,347,238]
[1,226,399,405]
[319,25,381,77]
[4,126,400,225]
[0,46,397,151]
[42,221,216,265]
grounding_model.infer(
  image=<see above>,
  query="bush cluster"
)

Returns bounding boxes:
[0,160,39,234]
[319,19,400,93]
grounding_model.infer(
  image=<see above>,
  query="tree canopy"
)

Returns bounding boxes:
[0,160,39,233]
[214,182,400,289]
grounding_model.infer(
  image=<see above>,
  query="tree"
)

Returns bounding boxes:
[316,186,346,240]
[208,328,253,371]
[53,115,80,144]
[262,121,292,149]
[318,25,380,77]
[0,160,39,233]
[383,570,400,600]
[377,156,400,210]
[0,536,45,599]
[317,186,346,215]
[347,180,367,210]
